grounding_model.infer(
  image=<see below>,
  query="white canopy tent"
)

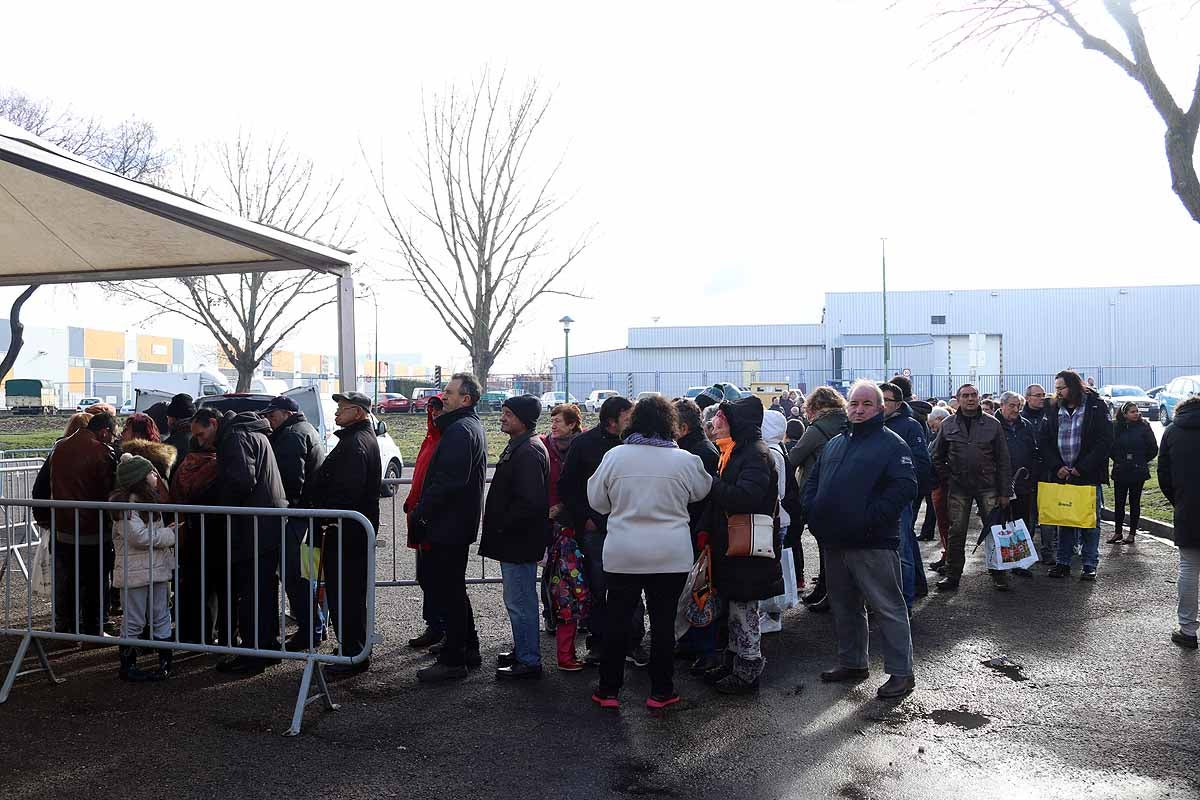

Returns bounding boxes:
[0,118,357,391]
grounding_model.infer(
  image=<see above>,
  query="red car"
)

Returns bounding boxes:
[375,393,410,414]
[410,387,440,412]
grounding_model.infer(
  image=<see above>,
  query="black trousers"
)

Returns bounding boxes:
[415,548,446,633]
[176,517,229,645]
[599,571,687,697]
[918,493,937,537]
[323,524,370,658]
[52,539,107,635]
[1113,480,1146,533]
[425,543,478,667]
[232,551,280,654]
[580,530,645,653]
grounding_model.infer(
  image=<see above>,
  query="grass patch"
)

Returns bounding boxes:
[0,430,63,451]
[1101,462,1174,525]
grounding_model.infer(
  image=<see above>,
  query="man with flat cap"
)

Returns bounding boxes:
[302,391,380,677]
[264,395,327,651]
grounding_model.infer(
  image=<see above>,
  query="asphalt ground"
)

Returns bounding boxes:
[1,489,1197,800]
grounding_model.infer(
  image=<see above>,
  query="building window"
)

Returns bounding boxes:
[930,315,946,325]
[69,357,85,367]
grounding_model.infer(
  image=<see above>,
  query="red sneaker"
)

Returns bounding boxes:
[645,693,680,710]
[591,685,619,709]
[558,658,586,672]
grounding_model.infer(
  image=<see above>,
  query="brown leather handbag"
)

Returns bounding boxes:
[725,505,777,558]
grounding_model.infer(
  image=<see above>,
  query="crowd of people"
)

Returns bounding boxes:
[24,366,1200,707]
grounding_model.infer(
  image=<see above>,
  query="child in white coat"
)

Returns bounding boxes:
[110,454,176,681]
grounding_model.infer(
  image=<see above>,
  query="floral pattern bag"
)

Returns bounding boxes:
[547,527,590,623]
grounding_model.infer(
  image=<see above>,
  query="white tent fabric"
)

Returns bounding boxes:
[0,118,357,389]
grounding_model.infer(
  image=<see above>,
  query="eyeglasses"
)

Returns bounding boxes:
[1026,393,1045,399]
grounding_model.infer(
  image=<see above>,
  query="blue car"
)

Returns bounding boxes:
[1158,375,1200,424]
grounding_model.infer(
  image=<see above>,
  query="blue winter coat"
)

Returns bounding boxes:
[885,402,934,495]
[802,411,918,551]
[999,413,1040,493]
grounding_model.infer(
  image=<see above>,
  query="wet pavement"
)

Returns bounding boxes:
[2,504,1197,800]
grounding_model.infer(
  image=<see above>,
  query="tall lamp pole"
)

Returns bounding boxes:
[559,316,574,400]
[362,284,380,408]
[881,237,890,379]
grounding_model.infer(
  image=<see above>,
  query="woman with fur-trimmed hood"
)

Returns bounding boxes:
[120,439,176,498]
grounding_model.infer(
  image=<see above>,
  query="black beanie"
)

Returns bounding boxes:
[503,394,541,431]
[786,418,805,441]
[166,393,195,419]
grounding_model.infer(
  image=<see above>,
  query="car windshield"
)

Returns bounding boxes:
[1111,386,1143,397]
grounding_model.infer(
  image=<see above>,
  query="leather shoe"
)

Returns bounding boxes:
[689,654,724,677]
[417,662,468,683]
[407,627,444,649]
[496,662,543,680]
[876,674,916,699]
[935,577,960,591]
[325,659,370,680]
[806,595,830,613]
[496,651,517,668]
[215,656,278,676]
[1172,631,1198,650]
[820,666,869,683]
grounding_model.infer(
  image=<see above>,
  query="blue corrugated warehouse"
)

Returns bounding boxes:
[552,284,1200,400]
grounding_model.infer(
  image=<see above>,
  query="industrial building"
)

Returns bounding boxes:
[551,284,1200,400]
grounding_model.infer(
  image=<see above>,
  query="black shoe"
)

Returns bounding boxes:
[416,662,468,683]
[325,659,370,680]
[714,674,759,694]
[1012,568,1034,578]
[155,640,173,680]
[626,645,650,668]
[584,647,603,666]
[876,674,916,699]
[935,577,960,592]
[991,571,1010,591]
[496,651,517,668]
[928,557,945,572]
[1080,568,1097,582]
[407,627,445,649]
[118,646,157,683]
[466,648,482,669]
[689,654,724,676]
[917,532,936,541]
[801,585,825,606]
[496,663,543,680]
[1171,631,1198,650]
[284,633,322,652]
[806,595,831,613]
[703,659,734,685]
[215,656,275,676]
[1047,564,1070,578]
[820,666,870,683]
[428,642,444,657]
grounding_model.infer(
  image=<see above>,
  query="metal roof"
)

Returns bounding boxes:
[628,323,825,349]
[0,118,354,286]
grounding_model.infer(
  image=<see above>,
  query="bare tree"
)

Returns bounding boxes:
[0,89,171,381]
[368,71,589,389]
[103,132,357,391]
[933,1,1200,223]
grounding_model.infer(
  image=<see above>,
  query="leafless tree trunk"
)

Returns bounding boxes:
[103,132,357,391]
[368,70,589,389]
[933,1,1200,223]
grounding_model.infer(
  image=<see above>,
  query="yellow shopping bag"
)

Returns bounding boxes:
[299,543,322,582]
[1037,482,1097,529]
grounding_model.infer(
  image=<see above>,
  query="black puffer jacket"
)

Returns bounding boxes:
[558,423,623,533]
[999,412,1040,494]
[1110,418,1158,484]
[479,432,551,563]
[679,428,719,538]
[270,412,326,508]
[214,411,288,561]
[412,405,488,547]
[164,418,192,469]
[1158,401,1200,549]
[704,397,783,602]
[303,418,381,537]
[1040,390,1114,486]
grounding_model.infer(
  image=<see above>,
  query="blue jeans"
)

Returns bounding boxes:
[898,505,916,608]
[1055,486,1103,571]
[500,562,541,666]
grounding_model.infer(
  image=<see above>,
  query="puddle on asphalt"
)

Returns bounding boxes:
[981,655,1028,682]
[924,709,992,730]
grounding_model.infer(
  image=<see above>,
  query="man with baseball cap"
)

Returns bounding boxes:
[302,391,380,677]
[264,395,327,651]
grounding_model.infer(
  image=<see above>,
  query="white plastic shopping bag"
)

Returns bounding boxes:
[30,533,52,597]
[762,547,799,613]
[984,518,1040,571]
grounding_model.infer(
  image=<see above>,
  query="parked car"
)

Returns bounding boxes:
[119,399,135,415]
[482,389,514,411]
[684,386,707,399]
[410,387,441,412]
[1158,375,1200,424]
[375,392,410,414]
[1146,385,1166,400]
[539,391,579,407]
[636,391,662,401]
[1098,385,1156,421]
[76,396,102,412]
[585,389,619,412]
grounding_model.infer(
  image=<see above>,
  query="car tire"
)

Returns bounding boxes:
[1161,405,1171,425]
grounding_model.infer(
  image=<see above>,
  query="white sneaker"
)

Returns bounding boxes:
[759,612,782,634]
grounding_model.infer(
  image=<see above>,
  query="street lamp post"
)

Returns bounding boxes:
[559,316,574,400]
[881,237,890,379]
[361,284,380,408]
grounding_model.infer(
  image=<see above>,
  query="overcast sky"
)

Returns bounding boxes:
[3,1,1198,372]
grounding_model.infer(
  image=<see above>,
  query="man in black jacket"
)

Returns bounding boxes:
[1158,397,1200,649]
[265,395,328,653]
[558,394,638,664]
[193,407,288,675]
[803,381,917,700]
[163,393,194,467]
[1041,371,1114,581]
[674,397,721,671]
[412,373,488,683]
[480,395,550,680]
[303,392,381,676]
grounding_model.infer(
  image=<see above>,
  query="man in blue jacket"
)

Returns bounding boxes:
[881,382,934,611]
[803,381,917,700]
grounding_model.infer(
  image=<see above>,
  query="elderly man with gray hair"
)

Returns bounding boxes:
[802,380,917,699]
[997,391,1041,577]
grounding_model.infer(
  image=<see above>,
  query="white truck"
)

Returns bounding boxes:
[132,369,231,409]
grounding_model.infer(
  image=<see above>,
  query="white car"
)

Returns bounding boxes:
[119,399,135,415]
[636,391,662,401]
[540,391,579,407]
[585,389,619,412]
[76,396,102,412]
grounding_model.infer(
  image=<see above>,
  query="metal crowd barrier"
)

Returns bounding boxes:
[0,460,44,582]
[0,497,375,736]
[376,475,505,588]
[0,449,53,460]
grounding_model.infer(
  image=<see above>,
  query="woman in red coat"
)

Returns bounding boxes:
[404,395,445,648]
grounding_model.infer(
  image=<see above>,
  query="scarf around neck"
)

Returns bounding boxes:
[716,436,735,474]
[624,432,677,448]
